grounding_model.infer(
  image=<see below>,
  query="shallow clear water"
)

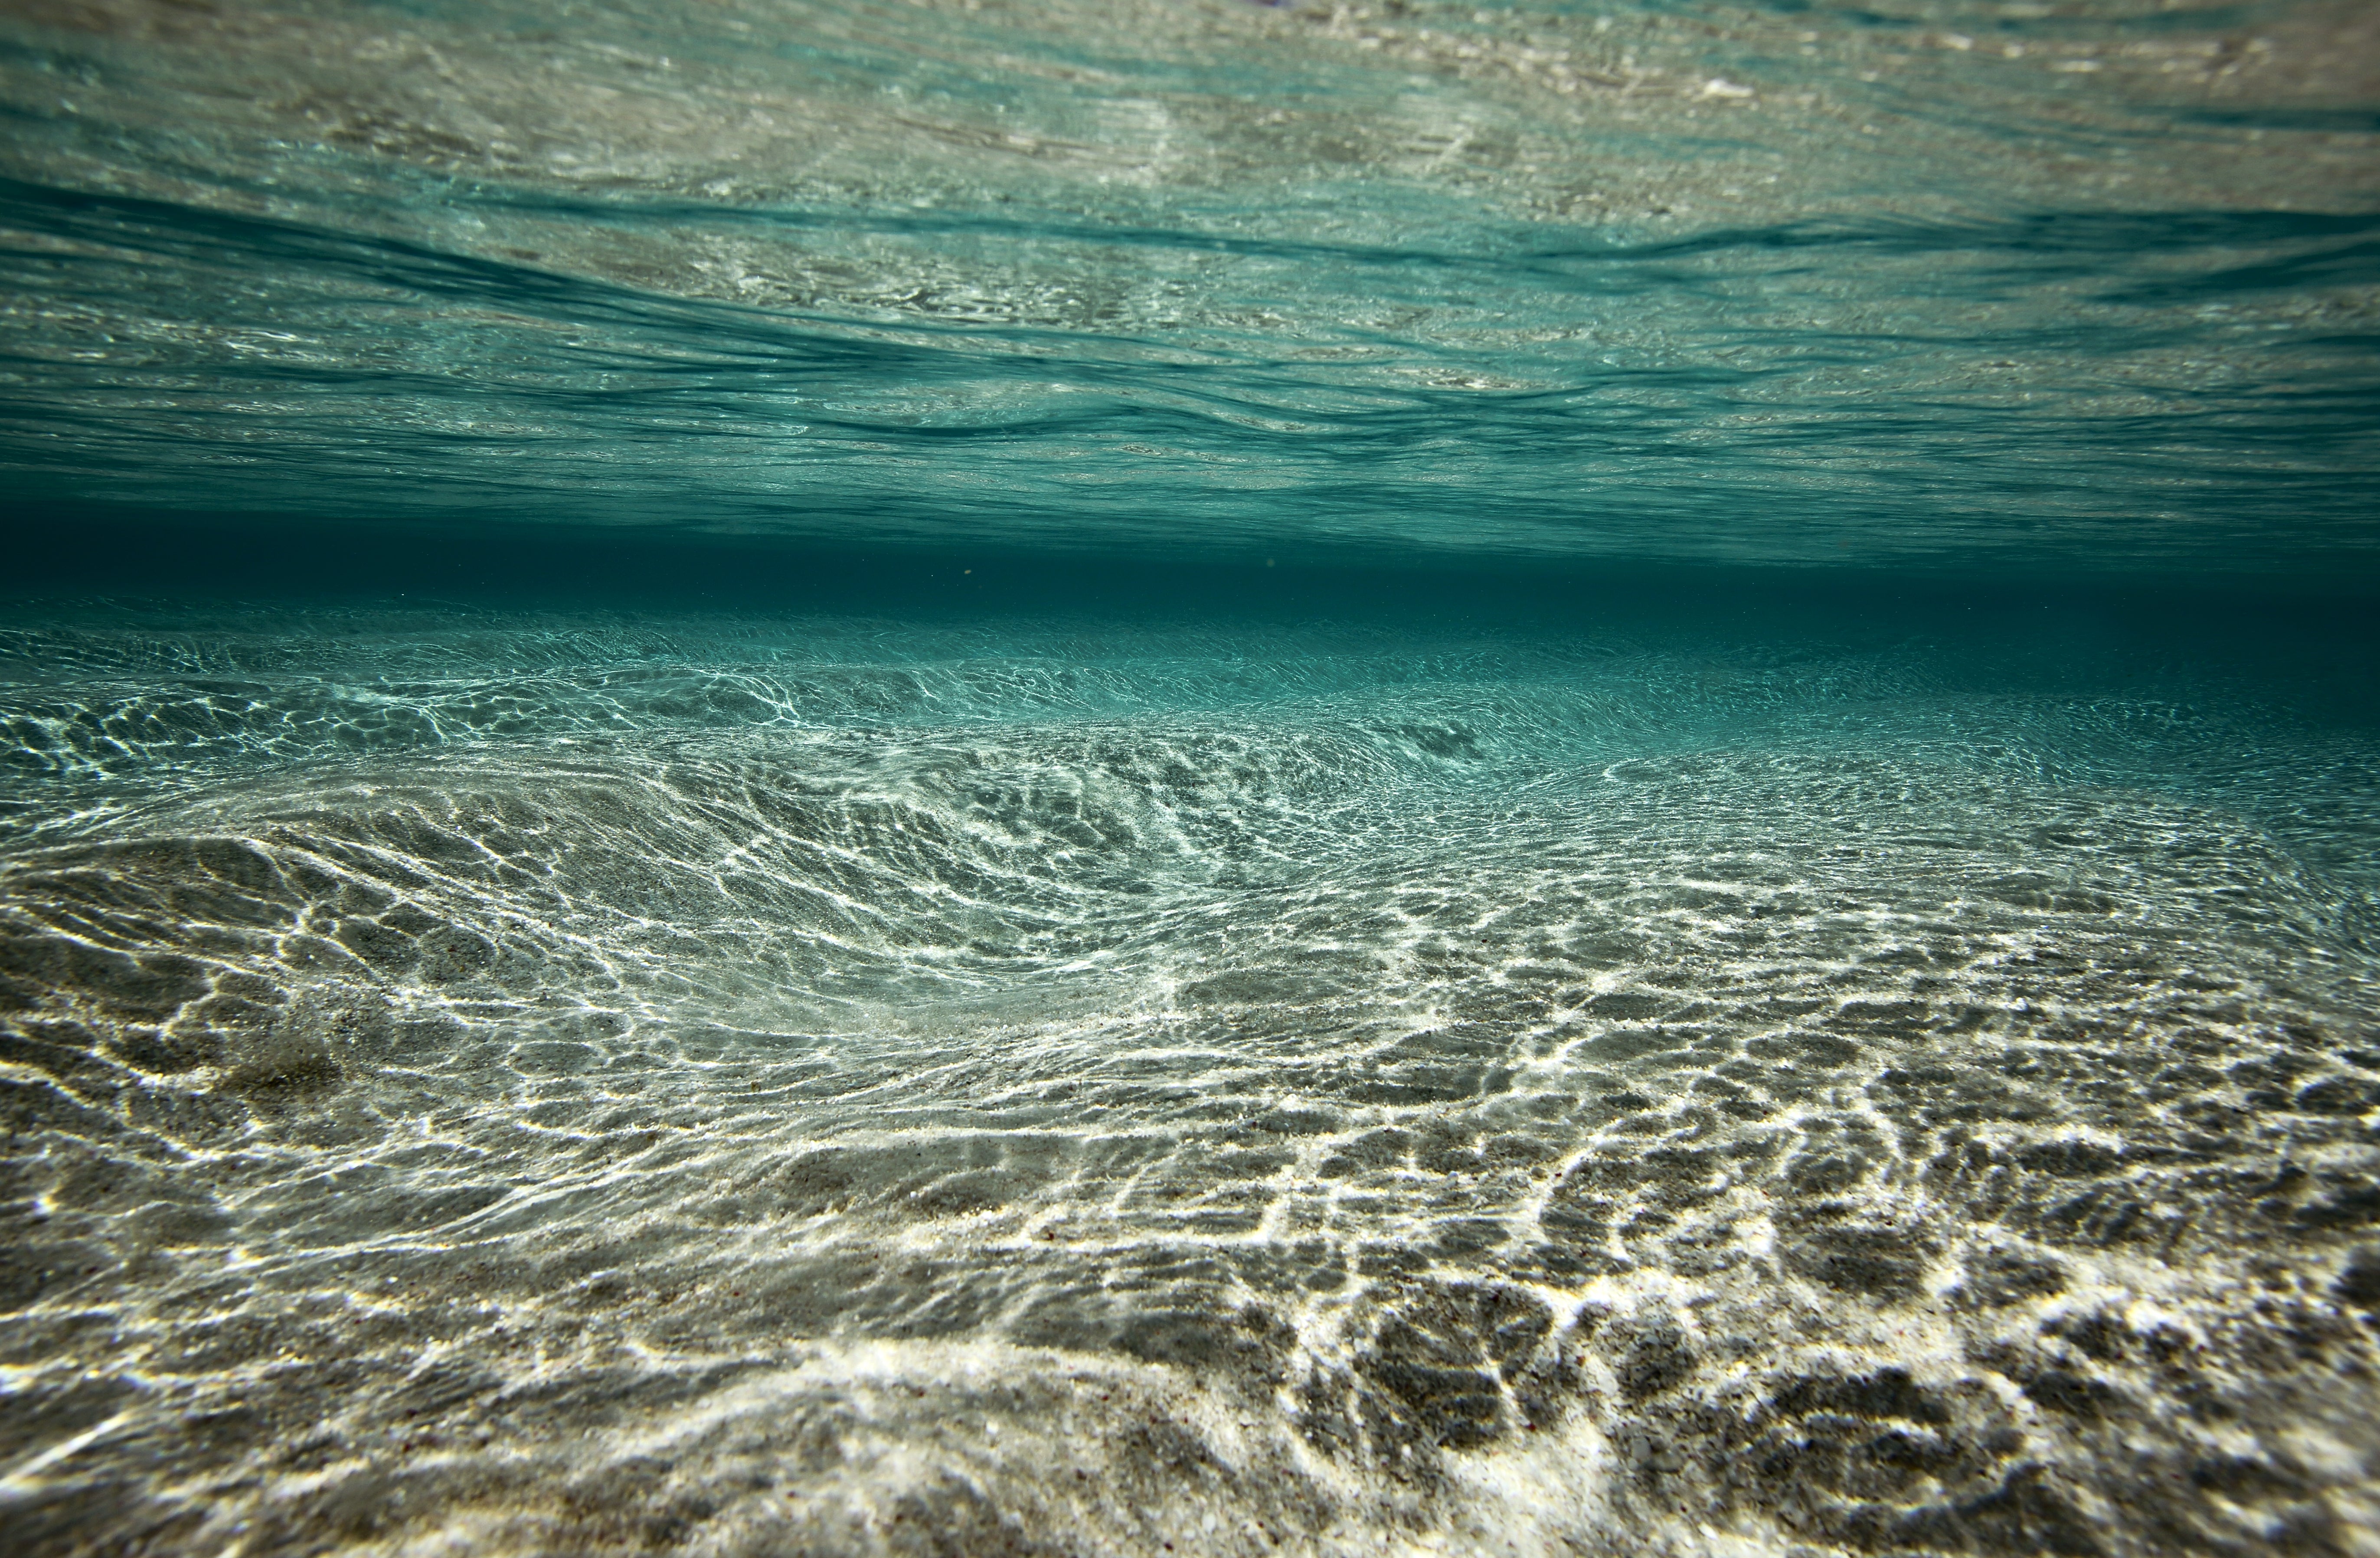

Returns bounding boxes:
[2,3,2378,1556]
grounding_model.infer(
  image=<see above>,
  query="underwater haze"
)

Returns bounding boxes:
[3,2,2379,1556]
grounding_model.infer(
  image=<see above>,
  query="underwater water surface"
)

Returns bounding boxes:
[3,1,2379,1555]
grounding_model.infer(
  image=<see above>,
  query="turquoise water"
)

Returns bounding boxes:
[3,3,2378,1556]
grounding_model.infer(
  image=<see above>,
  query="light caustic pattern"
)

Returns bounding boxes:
[3,605,2378,1557]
